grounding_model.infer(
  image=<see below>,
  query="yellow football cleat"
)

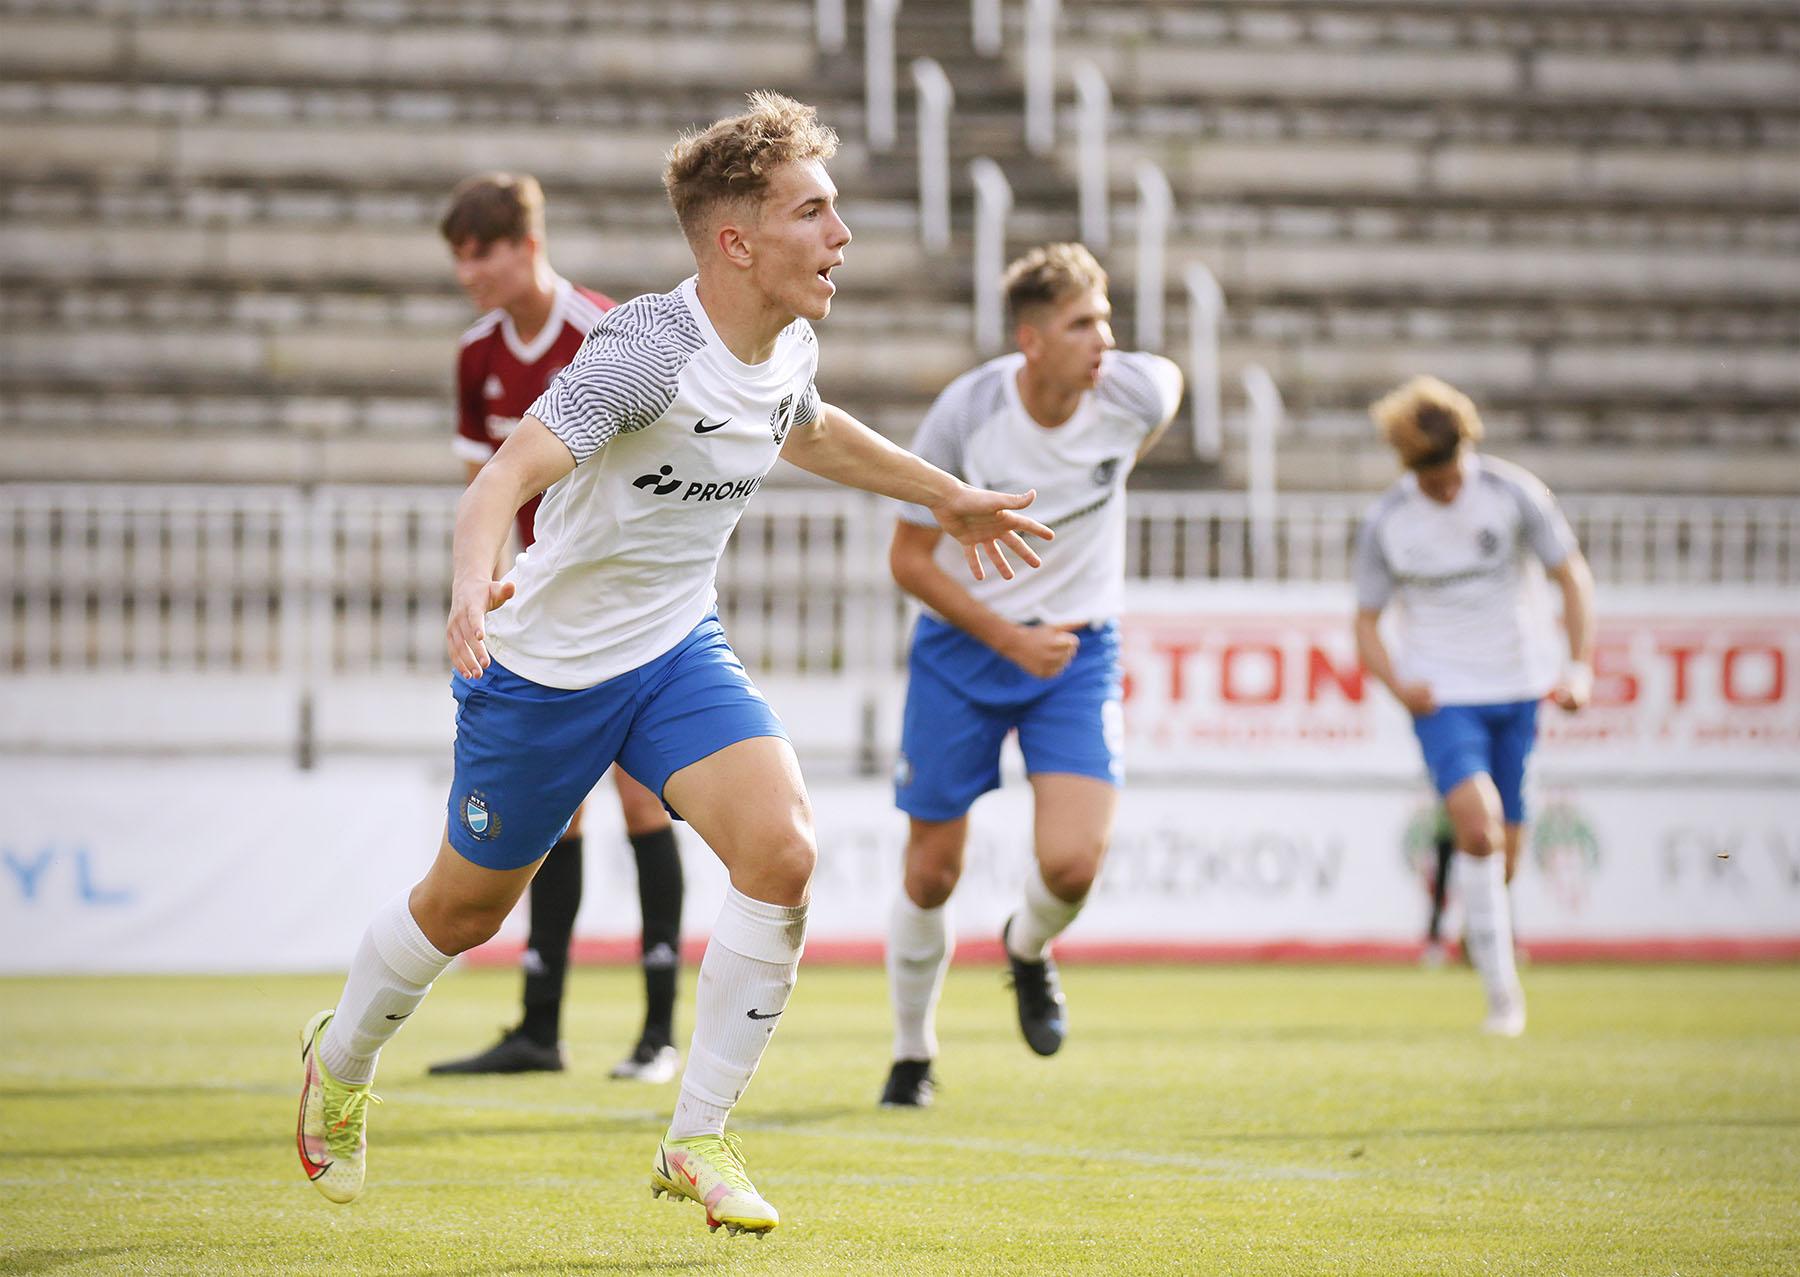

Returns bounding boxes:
[296,1010,380,1203]
[651,1131,779,1237]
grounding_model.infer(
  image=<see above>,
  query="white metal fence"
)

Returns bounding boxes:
[4,484,1798,678]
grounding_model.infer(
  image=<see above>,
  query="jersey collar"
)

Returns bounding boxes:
[499,274,571,365]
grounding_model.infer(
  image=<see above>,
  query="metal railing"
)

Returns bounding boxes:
[5,484,1796,678]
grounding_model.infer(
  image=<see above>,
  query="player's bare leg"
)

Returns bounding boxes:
[1002,773,1117,1056]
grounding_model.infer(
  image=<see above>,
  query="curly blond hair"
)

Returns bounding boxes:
[1370,375,1485,469]
[663,91,840,250]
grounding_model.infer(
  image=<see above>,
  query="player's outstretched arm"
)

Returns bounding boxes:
[1547,549,1597,712]
[446,416,575,677]
[782,402,1052,580]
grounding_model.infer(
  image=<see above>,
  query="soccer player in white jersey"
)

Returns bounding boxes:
[879,244,1183,1107]
[293,93,1052,1236]
[1353,375,1596,1037]
[430,170,688,1087]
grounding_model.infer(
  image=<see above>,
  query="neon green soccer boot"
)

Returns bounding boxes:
[651,1131,779,1237]
[296,1010,380,1203]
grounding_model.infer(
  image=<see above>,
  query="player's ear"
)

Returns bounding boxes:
[716,221,754,270]
[1014,320,1041,359]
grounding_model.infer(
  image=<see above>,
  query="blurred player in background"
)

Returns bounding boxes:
[295,94,1052,1234]
[430,172,684,1084]
[879,243,1183,1108]
[1417,802,1456,968]
[1353,375,1595,1036]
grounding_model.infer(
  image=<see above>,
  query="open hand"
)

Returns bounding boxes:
[446,578,516,678]
[930,486,1053,581]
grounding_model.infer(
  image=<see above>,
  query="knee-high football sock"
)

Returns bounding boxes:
[520,834,582,1047]
[887,892,953,1062]
[631,826,684,1047]
[668,886,806,1139]
[320,894,453,1085]
[1456,851,1522,1011]
[1006,867,1084,961]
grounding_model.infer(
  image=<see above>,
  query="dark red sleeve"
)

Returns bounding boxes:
[456,340,489,452]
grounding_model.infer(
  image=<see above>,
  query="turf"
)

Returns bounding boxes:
[3,963,1796,1276]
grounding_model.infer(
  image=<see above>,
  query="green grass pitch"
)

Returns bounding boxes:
[4,962,1796,1275]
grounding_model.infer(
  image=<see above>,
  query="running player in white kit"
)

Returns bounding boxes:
[1353,375,1596,1036]
[294,93,1053,1236]
[879,244,1183,1107]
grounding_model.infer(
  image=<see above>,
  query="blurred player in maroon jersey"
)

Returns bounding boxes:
[429,172,684,1083]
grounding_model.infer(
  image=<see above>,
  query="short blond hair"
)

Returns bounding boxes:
[1371,375,1485,469]
[1003,242,1108,329]
[439,172,546,249]
[662,91,840,250]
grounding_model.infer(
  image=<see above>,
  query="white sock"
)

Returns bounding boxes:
[1006,867,1083,961]
[1456,851,1523,1013]
[668,886,807,1140]
[319,894,453,1086]
[887,893,953,1062]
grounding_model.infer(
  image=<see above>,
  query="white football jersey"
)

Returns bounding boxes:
[896,349,1182,625]
[483,276,819,689]
[1354,453,1578,705]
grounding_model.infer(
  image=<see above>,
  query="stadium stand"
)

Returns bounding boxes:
[0,0,1796,493]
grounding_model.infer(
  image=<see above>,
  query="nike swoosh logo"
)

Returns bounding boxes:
[385,1013,410,1021]
[746,1008,782,1021]
[693,416,731,434]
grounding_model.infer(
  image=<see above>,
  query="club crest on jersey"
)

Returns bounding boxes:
[1477,528,1501,556]
[461,790,500,840]
[769,394,795,445]
[1091,457,1121,487]
[483,374,504,400]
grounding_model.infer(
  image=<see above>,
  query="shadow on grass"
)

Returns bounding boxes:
[1,1113,661,1163]
[1,1245,135,1273]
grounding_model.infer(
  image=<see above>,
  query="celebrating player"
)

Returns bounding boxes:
[879,243,1182,1108]
[294,93,1052,1236]
[431,171,684,1085]
[1353,375,1595,1036]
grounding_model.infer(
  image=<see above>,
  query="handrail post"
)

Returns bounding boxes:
[1024,0,1059,154]
[1185,263,1224,462]
[1073,60,1110,250]
[866,0,901,152]
[912,57,955,251]
[1134,161,1173,350]
[969,157,1013,353]
[972,0,1001,56]
[1241,364,1283,580]
[816,0,846,53]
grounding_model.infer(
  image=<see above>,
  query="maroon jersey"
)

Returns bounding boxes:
[453,276,615,546]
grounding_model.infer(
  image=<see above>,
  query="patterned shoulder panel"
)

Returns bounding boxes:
[529,289,707,464]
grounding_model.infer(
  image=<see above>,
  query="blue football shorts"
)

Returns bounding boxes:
[894,614,1123,823]
[1411,698,1540,825]
[446,612,787,870]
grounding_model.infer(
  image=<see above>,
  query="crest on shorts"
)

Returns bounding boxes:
[461,790,501,840]
[769,393,795,445]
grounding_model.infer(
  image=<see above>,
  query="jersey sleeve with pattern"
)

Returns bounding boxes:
[528,292,703,464]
